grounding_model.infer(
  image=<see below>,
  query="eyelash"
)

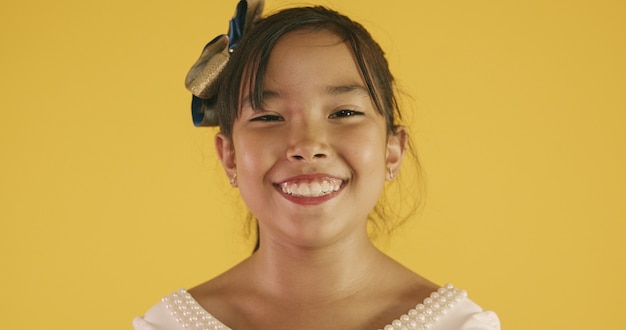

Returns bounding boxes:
[249,109,363,122]
[250,114,284,122]
[329,109,364,118]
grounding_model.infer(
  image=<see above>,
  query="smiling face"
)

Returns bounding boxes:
[216,29,406,249]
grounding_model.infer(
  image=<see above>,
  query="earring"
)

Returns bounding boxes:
[230,173,237,187]
[387,167,395,181]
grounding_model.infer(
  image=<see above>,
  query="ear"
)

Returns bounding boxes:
[215,132,237,184]
[385,126,408,180]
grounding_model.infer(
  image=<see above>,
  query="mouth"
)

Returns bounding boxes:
[277,177,343,198]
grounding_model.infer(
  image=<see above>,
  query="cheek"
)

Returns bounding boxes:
[232,132,279,183]
[232,142,270,212]
[235,140,265,173]
[338,126,389,171]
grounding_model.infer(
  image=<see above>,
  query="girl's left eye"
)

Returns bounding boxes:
[329,109,364,118]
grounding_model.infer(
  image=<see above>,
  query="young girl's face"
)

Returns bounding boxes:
[217,29,405,248]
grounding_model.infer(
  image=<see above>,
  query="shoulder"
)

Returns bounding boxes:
[377,255,440,305]
[378,256,500,329]
[132,289,228,330]
[383,283,500,330]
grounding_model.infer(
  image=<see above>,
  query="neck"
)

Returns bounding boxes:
[248,232,389,305]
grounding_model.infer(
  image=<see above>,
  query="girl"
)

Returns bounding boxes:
[134,1,500,329]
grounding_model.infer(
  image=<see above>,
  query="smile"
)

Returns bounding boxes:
[278,177,343,198]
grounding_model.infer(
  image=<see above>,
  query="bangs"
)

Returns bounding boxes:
[241,26,388,119]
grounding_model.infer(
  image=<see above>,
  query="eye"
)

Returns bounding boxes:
[329,109,364,119]
[250,114,284,122]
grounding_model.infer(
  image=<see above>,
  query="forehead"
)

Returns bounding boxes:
[262,29,364,91]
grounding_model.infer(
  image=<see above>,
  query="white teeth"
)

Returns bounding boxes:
[310,181,322,195]
[297,184,310,196]
[280,178,342,197]
[320,180,330,192]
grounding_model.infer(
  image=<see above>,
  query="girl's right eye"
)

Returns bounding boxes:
[250,114,284,122]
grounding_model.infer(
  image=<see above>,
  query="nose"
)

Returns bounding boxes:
[286,121,330,162]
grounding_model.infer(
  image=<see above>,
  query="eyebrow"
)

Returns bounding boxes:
[262,84,369,98]
[261,90,281,101]
[241,90,279,110]
[327,84,369,96]
[247,84,370,108]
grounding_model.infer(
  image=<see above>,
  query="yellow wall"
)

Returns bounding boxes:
[1,0,624,329]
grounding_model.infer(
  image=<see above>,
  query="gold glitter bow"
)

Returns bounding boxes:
[185,0,264,126]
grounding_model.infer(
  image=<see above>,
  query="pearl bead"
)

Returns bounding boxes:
[378,284,468,330]
[160,289,228,330]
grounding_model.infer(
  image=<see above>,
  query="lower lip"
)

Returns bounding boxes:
[276,187,342,205]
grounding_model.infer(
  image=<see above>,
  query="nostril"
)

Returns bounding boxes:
[287,143,329,161]
[290,153,325,161]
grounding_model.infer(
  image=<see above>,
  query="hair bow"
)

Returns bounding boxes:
[185,0,264,126]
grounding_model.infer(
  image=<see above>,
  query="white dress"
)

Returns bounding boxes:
[133,284,500,330]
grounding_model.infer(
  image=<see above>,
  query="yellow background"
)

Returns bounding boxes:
[1,0,624,329]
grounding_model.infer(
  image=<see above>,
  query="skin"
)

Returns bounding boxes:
[190,29,438,330]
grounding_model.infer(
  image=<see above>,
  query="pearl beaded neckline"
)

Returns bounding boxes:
[381,283,468,330]
[161,283,467,330]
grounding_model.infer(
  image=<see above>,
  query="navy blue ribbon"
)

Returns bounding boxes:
[191,0,251,126]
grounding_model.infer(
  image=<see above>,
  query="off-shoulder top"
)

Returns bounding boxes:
[133,284,500,330]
